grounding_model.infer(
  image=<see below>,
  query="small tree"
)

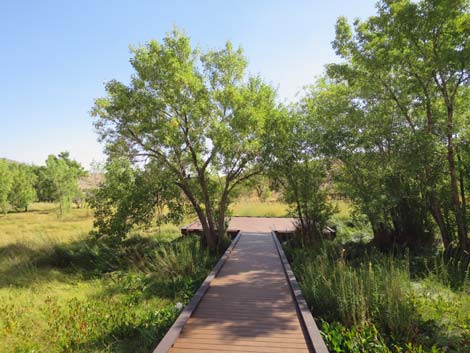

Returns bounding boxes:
[43,152,85,216]
[8,164,37,211]
[89,158,185,240]
[0,160,13,215]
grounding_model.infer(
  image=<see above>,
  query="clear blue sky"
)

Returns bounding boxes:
[0,0,377,168]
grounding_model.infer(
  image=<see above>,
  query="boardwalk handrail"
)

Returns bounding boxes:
[272,231,330,353]
[152,232,242,353]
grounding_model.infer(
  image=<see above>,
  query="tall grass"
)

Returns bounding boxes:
[289,245,418,339]
[286,241,470,352]
[230,198,288,217]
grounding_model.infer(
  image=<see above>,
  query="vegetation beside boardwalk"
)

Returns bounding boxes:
[0,203,217,353]
[0,199,287,353]
[286,227,470,352]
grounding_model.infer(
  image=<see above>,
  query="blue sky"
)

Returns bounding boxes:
[0,0,377,168]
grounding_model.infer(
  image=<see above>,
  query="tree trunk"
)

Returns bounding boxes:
[178,181,217,251]
[456,146,467,238]
[430,198,451,250]
[446,106,467,250]
[198,173,218,248]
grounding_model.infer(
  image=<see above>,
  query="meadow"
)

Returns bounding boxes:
[0,199,288,353]
[0,203,210,353]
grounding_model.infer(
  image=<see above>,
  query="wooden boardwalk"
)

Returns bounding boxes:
[154,232,328,353]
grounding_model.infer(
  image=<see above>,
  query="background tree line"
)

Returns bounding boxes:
[0,152,86,216]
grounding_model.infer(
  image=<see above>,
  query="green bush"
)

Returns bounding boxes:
[321,321,439,353]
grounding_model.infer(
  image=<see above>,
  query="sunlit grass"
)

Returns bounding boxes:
[230,197,288,217]
[0,203,93,248]
[0,203,215,353]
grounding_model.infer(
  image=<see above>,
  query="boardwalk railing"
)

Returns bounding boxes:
[272,231,329,353]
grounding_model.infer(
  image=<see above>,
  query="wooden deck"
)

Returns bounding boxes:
[153,232,328,353]
[181,217,297,236]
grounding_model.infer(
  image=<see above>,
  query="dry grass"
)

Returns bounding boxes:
[0,203,92,248]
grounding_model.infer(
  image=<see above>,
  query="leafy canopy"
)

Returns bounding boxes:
[92,29,276,248]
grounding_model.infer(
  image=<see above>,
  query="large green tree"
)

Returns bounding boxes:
[92,30,276,250]
[329,0,470,249]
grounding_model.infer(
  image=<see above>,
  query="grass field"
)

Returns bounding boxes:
[0,199,290,353]
[0,203,213,353]
[230,197,288,217]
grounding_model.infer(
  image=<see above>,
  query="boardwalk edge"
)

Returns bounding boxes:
[152,232,242,353]
[271,232,330,353]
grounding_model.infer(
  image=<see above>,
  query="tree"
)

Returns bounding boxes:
[92,29,276,250]
[243,175,273,202]
[329,0,470,250]
[8,164,37,211]
[0,159,13,215]
[263,108,335,242]
[43,152,86,216]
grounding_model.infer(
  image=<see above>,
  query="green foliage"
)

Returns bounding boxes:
[8,164,37,211]
[321,321,439,353]
[89,158,184,240]
[0,160,13,214]
[325,0,470,249]
[92,28,276,250]
[42,152,86,216]
[241,175,273,202]
[43,297,178,353]
[289,244,418,336]
[286,237,470,352]
[0,229,217,353]
[264,109,335,241]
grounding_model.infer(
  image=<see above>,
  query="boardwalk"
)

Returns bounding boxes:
[154,232,328,353]
[181,217,297,235]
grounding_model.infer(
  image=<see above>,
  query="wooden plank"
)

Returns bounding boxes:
[179,332,307,342]
[174,338,309,349]
[171,342,309,353]
[170,349,308,353]
[181,327,307,338]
